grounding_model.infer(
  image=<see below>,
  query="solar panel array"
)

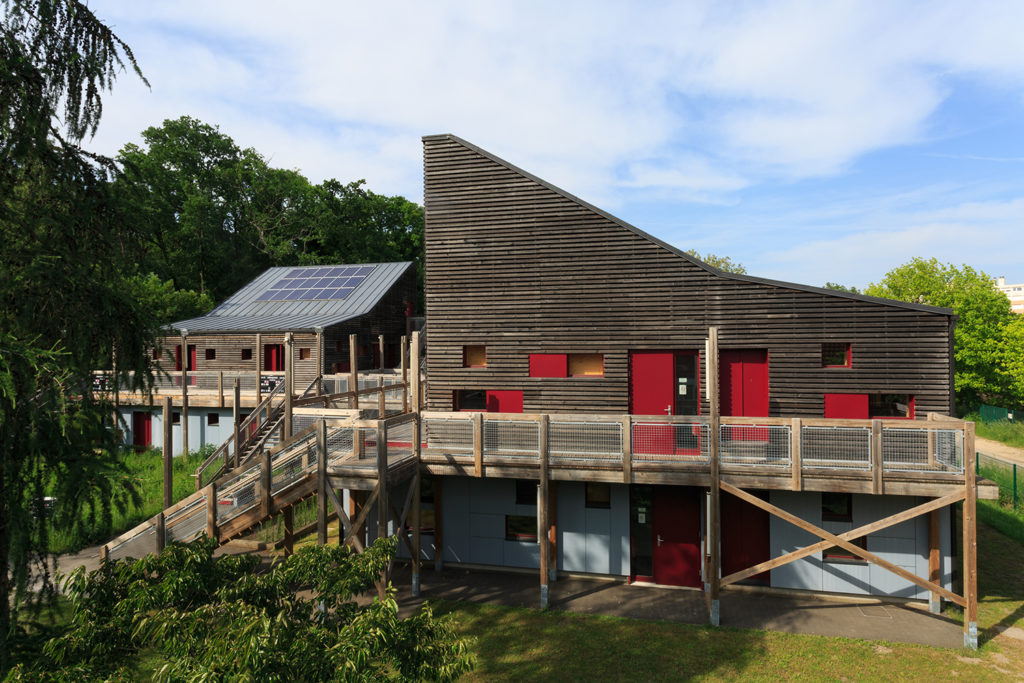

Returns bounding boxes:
[254,265,376,302]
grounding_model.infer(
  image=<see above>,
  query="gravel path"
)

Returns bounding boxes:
[976,436,1024,466]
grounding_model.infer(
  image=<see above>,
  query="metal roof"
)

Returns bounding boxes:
[425,134,954,318]
[170,261,413,333]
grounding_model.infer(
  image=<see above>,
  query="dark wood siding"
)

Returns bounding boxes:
[423,135,953,417]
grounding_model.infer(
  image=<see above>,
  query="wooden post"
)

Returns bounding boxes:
[316,328,324,391]
[929,508,941,614]
[181,333,189,458]
[473,412,484,477]
[872,420,883,495]
[284,332,293,440]
[401,335,409,413]
[378,334,385,370]
[548,480,558,583]
[538,414,550,608]
[349,334,359,409]
[433,476,444,572]
[261,449,273,518]
[412,416,422,596]
[283,506,294,557]
[410,331,421,413]
[927,413,937,469]
[255,333,263,403]
[205,483,217,541]
[163,397,174,504]
[791,418,802,491]
[232,378,241,468]
[377,420,389,541]
[218,371,224,408]
[707,326,721,626]
[378,377,386,417]
[99,545,109,562]
[963,422,978,649]
[155,511,166,552]
[622,415,632,484]
[317,419,328,545]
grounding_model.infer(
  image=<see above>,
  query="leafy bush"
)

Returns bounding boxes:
[8,537,472,681]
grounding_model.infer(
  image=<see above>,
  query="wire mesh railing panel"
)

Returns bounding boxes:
[801,426,871,470]
[107,522,158,561]
[423,418,474,454]
[385,421,416,465]
[326,426,355,462]
[882,428,963,472]
[216,465,260,524]
[631,422,710,462]
[484,420,539,459]
[550,421,622,463]
[720,424,791,467]
[166,496,207,542]
[292,415,318,435]
[271,449,310,495]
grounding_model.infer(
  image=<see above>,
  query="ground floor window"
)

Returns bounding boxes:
[505,514,538,542]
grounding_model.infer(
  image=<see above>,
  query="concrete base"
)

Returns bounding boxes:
[964,622,978,649]
[540,584,549,609]
[710,599,720,626]
[929,597,941,614]
[412,572,420,597]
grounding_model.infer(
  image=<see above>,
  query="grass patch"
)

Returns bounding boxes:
[978,500,1024,547]
[968,413,1024,449]
[49,447,201,554]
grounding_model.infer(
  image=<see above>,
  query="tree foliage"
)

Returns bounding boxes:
[686,250,747,275]
[823,281,861,294]
[8,537,473,681]
[865,257,1019,411]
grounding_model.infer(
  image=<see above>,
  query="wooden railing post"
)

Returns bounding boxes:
[412,415,422,597]
[349,334,359,409]
[205,483,217,541]
[378,377,386,417]
[181,332,189,459]
[284,332,293,440]
[410,331,421,413]
[218,371,224,408]
[872,420,883,494]
[378,334,385,370]
[261,449,273,518]
[539,414,550,608]
[156,511,166,552]
[232,378,241,468]
[927,413,937,469]
[163,397,175,501]
[707,326,721,626]
[791,418,802,491]
[255,333,263,403]
[473,412,484,477]
[317,419,328,545]
[377,420,389,541]
[401,335,409,413]
[963,422,978,649]
[622,416,632,484]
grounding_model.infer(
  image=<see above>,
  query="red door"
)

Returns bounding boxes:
[630,352,675,415]
[721,490,770,584]
[131,411,152,452]
[720,350,769,417]
[652,486,702,587]
[264,344,285,371]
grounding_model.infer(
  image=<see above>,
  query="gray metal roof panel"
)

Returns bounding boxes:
[170,261,412,333]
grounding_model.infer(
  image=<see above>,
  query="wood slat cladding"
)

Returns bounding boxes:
[422,135,954,417]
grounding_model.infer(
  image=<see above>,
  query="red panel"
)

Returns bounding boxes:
[529,354,567,378]
[652,486,702,587]
[720,349,768,417]
[629,352,674,415]
[824,393,869,419]
[721,491,770,584]
[264,344,285,371]
[486,390,523,413]
[131,411,151,451]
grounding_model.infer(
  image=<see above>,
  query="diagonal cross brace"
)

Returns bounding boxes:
[324,484,363,553]
[720,482,966,607]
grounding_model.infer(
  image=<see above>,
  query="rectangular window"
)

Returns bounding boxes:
[463,345,486,367]
[823,536,867,563]
[506,514,538,542]
[529,353,567,377]
[515,479,536,506]
[569,353,604,377]
[241,348,253,360]
[870,394,914,419]
[299,348,311,360]
[454,389,487,411]
[207,412,220,426]
[585,482,611,509]
[205,348,216,361]
[822,492,852,522]
[172,412,181,425]
[822,342,851,368]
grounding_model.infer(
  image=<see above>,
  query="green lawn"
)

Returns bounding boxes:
[971,414,1024,450]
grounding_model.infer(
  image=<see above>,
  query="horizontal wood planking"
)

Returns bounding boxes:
[423,136,954,417]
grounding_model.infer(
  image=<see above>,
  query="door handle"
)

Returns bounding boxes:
[664,405,672,414]
[657,534,663,547]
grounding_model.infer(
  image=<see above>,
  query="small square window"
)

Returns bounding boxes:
[506,514,538,542]
[585,482,611,509]
[172,412,181,425]
[515,479,536,506]
[207,412,219,426]
[152,349,162,360]
[569,353,604,377]
[463,345,486,368]
[454,389,486,411]
[205,348,216,361]
[822,343,851,368]
[241,348,252,360]
[822,492,852,522]
[299,348,311,360]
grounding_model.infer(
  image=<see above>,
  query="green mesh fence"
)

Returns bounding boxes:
[977,452,1021,512]
[980,404,1015,423]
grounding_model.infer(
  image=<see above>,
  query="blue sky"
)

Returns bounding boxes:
[86,1,1024,290]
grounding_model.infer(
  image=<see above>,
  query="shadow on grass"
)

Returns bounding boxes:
[977,515,1024,646]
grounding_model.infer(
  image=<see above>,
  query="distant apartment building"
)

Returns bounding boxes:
[995,276,1024,314]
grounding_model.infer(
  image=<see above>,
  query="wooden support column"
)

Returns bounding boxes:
[473,412,484,477]
[401,335,409,413]
[872,420,884,494]
[929,508,942,614]
[433,476,444,571]
[378,334,385,370]
[707,326,721,626]
[622,416,632,484]
[283,506,294,557]
[163,397,174,504]
[155,512,166,552]
[260,449,273,518]
[791,418,802,491]
[232,378,241,468]
[255,333,263,403]
[349,334,359,409]
[377,420,389,541]
[378,377,386,417]
[316,328,324,393]
[538,414,550,608]
[205,483,218,541]
[548,480,558,583]
[410,331,421,412]
[284,332,294,440]
[317,419,328,545]
[218,371,224,408]
[927,413,937,469]
[412,416,422,596]
[181,333,189,458]
[963,422,978,649]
